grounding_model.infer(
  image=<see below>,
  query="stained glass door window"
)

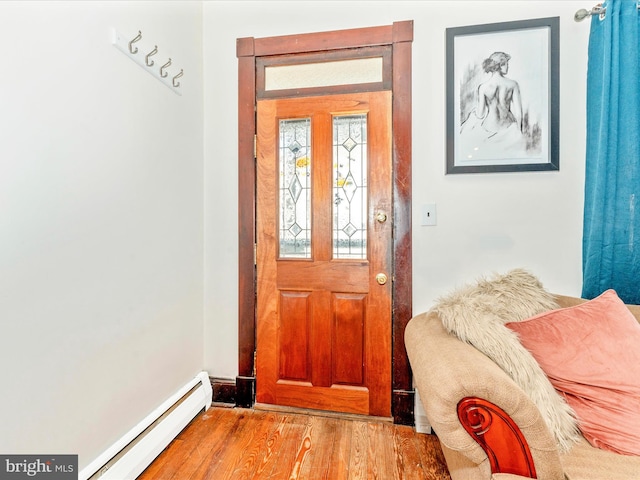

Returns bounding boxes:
[279,118,312,258]
[333,114,368,259]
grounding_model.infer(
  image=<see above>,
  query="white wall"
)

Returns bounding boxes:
[0,1,204,470]
[202,1,590,379]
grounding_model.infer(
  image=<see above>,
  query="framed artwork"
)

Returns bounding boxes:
[446,17,559,174]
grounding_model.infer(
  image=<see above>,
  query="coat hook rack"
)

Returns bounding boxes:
[112,29,183,96]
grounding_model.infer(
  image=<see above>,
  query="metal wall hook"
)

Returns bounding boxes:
[172,69,184,88]
[160,58,172,78]
[129,30,142,54]
[145,45,158,66]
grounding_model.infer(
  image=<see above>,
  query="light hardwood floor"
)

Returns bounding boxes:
[138,406,451,480]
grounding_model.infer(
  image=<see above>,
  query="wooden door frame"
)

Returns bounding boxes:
[235,21,414,424]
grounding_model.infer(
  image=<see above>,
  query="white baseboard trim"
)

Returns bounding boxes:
[80,371,212,480]
[414,389,432,434]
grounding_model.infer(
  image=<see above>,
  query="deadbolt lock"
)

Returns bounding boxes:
[375,211,388,223]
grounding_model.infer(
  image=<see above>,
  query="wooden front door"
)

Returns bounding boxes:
[256,91,392,417]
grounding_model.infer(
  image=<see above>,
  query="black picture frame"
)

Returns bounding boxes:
[446,17,559,174]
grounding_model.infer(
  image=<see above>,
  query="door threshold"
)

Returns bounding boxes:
[253,402,393,423]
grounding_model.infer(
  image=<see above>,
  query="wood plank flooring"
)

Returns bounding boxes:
[138,407,451,480]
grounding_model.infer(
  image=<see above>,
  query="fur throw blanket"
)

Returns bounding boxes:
[430,268,580,452]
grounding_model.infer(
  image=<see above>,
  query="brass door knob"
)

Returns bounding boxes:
[376,273,388,285]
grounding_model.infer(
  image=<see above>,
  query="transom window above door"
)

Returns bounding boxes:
[256,46,392,99]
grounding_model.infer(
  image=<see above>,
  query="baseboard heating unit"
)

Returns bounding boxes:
[80,371,212,480]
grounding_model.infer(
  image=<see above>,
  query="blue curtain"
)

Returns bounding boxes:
[582,0,640,303]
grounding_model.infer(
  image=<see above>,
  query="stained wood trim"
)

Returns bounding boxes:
[392,390,415,426]
[210,377,236,405]
[237,37,257,385]
[458,397,537,478]
[237,21,413,422]
[253,24,395,56]
[236,375,255,409]
[391,21,414,425]
[254,403,393,424]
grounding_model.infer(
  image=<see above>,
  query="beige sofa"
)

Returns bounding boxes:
[405,294,640,480]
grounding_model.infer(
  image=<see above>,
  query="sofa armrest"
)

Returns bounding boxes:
[405,311,565,480]
[458,397,536,477]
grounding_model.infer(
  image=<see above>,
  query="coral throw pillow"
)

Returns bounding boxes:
[506,289,640,456]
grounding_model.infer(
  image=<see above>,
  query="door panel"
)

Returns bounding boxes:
[278,291,311,381]
[332,293,366,385]
[256,91,392,417]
